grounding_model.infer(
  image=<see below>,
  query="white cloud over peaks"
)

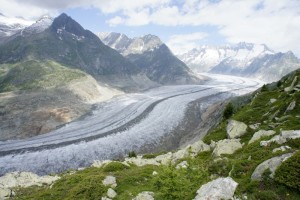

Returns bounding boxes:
[167,32,208,54]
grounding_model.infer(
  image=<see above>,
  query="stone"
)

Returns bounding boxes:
[270,99,277,103]
[248,130,276,144]
[132,191,154,200]
[251,153,294,180]
[285,101,296,113]
[102,197,112,200]
[193,177,238,200]
[210,140,216,149]
[249,123,260,130]
[124,156,160,167]
[188,140,211,157]
[152,171,158,176]
[260,130,300,146]
[284,76,297,92]
[212,139,243,157]
[176,161,189,169]
[92,160,112,168]
[0,187,12,199]
[107,188,117,198]
[0,171,60,189]
[226,120,248,139]
[103,176,117,188]
[272,146,291,153]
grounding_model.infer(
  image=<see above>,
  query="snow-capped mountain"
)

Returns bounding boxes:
[0,13,33,40]
[178,42,300,82]
[21,15,53,36]
[98,32,202,85]
[97,32,163,56]
[178,42,275,72]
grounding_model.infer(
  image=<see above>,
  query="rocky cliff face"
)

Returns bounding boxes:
[98,32,203,85]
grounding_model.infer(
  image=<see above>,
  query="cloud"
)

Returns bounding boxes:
[167,32,208,54]
[1,0,300,55]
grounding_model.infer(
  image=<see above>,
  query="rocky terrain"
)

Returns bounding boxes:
[1,65,299,200]
[178,42,300,82]
[98,32,203,85]
[0,60,122,140]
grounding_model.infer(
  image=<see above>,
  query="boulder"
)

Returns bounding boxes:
[212,139,243,157]
[132,191,154,200]
[152,171,158,176]
[284,76,297,92]
[92,160,113,168]
[0,187,12,199]
[285,101,296,113]
[251,153,294,180]
[0,171,60,189]
[193,177,238,200]
[270,99,277,103]
[249,123,260,130]
[107,188,117,198]
[260,130,300,146]
[226,120,248,139]
[124,156,160,167]
[248,130,276,144]
[189,140,211,157]
[176,161,189,169]
[272,146,291,153]
[102,176,117,188]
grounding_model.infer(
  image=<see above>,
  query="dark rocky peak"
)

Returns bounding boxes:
[51,13,87,37]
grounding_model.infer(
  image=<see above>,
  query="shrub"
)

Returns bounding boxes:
[142,154,156,159]
[275,151,300,191]
[261,84,269,92]
[102,162,129,172]
[223,102,234,119]
[128,151,137,158]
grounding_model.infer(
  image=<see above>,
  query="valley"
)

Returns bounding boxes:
[0,74,262,175]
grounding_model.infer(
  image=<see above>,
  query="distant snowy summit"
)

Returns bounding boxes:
[178,42,300,82]
[97,32,163,56]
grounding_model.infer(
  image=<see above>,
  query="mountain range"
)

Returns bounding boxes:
[98,32,201,84]
[178,42,300,82]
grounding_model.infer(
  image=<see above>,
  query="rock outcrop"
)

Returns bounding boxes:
[248,130,276,144]
[251,153,295,180]
[133,191,154,200]
[226,120,248,139]
[102,176,117,188]
[212,139,243,157]
[193,177,238,200]
[260,130,300,146]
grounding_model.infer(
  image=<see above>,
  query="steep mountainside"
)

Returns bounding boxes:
[9,68,300,200]
[0,13,156,91]
[178,43,300,82]
[0,60,122,140]
[98,32,202,85]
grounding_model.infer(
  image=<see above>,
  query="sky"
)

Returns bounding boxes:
[1,0,300,56]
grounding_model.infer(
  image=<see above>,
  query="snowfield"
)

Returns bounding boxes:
[0,74,263,175]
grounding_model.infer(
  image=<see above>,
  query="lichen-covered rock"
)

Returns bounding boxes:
[251,153,294,180]
[272,146,291,153]
[102,176,117,188]
[226,120,248,139]
[132,191,154,200]
[0,171,60,189]
[189,140,211,157]
[270,99,277,103]
[176,161,189,169]
[0,187,12,199]
[248,130,276,144]
[212,139,243,157]
[285,101,296,113]
[260,130,300,146]
[107,188,117,198]
[193,177,238,200]
[249,123,261,130]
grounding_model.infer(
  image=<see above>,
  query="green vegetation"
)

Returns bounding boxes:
[13,70,300,199]
[223,102,234,119]
[128,151,137,158]
[275,151,300,190]
[0,60,86,93]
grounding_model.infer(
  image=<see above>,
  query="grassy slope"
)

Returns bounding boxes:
[0,60,86,92]
[13,70,300,200]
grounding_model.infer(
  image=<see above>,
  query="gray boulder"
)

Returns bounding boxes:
[272,146,291,153]
[227,120,248,139]
[251,153,294,180]
[193,177,238,200]
[0,188,12,199]
[107,188,117,198]
[248,130,276,144]
[176,161,189,169]
[260,130,300,146]
[132,191,154,200]
[212,139,243,157]
[102,176,117,188]
[285,101,296,113]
